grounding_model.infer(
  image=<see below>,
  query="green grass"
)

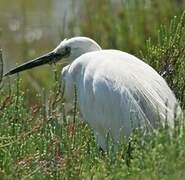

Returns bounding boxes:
[0,2,185,180]
[0,84,185,179]
[0,82,185,179]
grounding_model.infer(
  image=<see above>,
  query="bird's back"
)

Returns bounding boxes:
[67,50,180,142]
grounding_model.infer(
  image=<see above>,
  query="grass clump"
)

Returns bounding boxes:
[142,11,185,107]
[0,85,184,179]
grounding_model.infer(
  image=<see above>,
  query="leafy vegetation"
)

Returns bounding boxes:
[142,12,185,108]
[0,0,185,179]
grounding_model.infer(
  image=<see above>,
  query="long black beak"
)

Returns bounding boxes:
[4,51,65,76]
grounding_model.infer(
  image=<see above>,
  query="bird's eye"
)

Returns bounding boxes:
[65,46,71,54]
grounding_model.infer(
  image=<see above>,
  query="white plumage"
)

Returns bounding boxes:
[5,37,181,151]
[60,38,180,150]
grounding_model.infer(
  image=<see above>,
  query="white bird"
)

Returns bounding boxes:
[4,37,181,151]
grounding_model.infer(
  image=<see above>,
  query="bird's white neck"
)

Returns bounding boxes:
[70,39,102,62]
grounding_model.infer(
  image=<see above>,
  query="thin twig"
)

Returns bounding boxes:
[73,85,77,124]
[0,49,4,89]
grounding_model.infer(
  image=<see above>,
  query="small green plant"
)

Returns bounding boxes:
[142,11,185,107]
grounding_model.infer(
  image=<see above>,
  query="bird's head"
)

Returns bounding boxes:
[4,36,101,76]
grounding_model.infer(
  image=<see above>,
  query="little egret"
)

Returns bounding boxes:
[4,37,181,150]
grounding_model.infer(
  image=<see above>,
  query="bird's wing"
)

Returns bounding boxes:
[69,50,179,139]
